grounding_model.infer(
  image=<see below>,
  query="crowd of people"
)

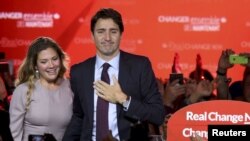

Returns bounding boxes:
[0,7,250,141]
[156,49,250,140]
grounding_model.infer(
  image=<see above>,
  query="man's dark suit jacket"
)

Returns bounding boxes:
[63,51,165,141]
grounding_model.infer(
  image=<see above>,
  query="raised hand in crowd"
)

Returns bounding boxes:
[186,79,214,105]
[163,79,186,112]
[190,133,207,141]
[216,49,235,100]
[217,49,235,74]
[216,49,250,101]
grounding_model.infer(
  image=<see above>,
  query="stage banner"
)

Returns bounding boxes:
[167,100,250,141]
[1,0,250,81]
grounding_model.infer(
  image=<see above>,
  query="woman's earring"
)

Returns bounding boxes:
[35,69,40,79]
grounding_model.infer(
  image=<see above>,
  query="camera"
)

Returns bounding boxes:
[28,133,56,141]
[169,73,184,84]
[28,135,44,141]
[229,54,248,64]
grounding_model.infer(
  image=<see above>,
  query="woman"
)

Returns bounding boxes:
[9,37,73,141]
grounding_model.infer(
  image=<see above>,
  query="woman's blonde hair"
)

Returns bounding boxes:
[15,36,69,110]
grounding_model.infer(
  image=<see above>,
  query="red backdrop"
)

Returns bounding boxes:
[1,0,250,81]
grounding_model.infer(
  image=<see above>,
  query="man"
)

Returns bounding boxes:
[63,8,165,141]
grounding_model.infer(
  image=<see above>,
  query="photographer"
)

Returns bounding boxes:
[216,49,250,101]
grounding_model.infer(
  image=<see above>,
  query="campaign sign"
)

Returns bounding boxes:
[166,100,250,141]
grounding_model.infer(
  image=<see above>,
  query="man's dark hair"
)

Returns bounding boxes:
[91,8,124,34]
